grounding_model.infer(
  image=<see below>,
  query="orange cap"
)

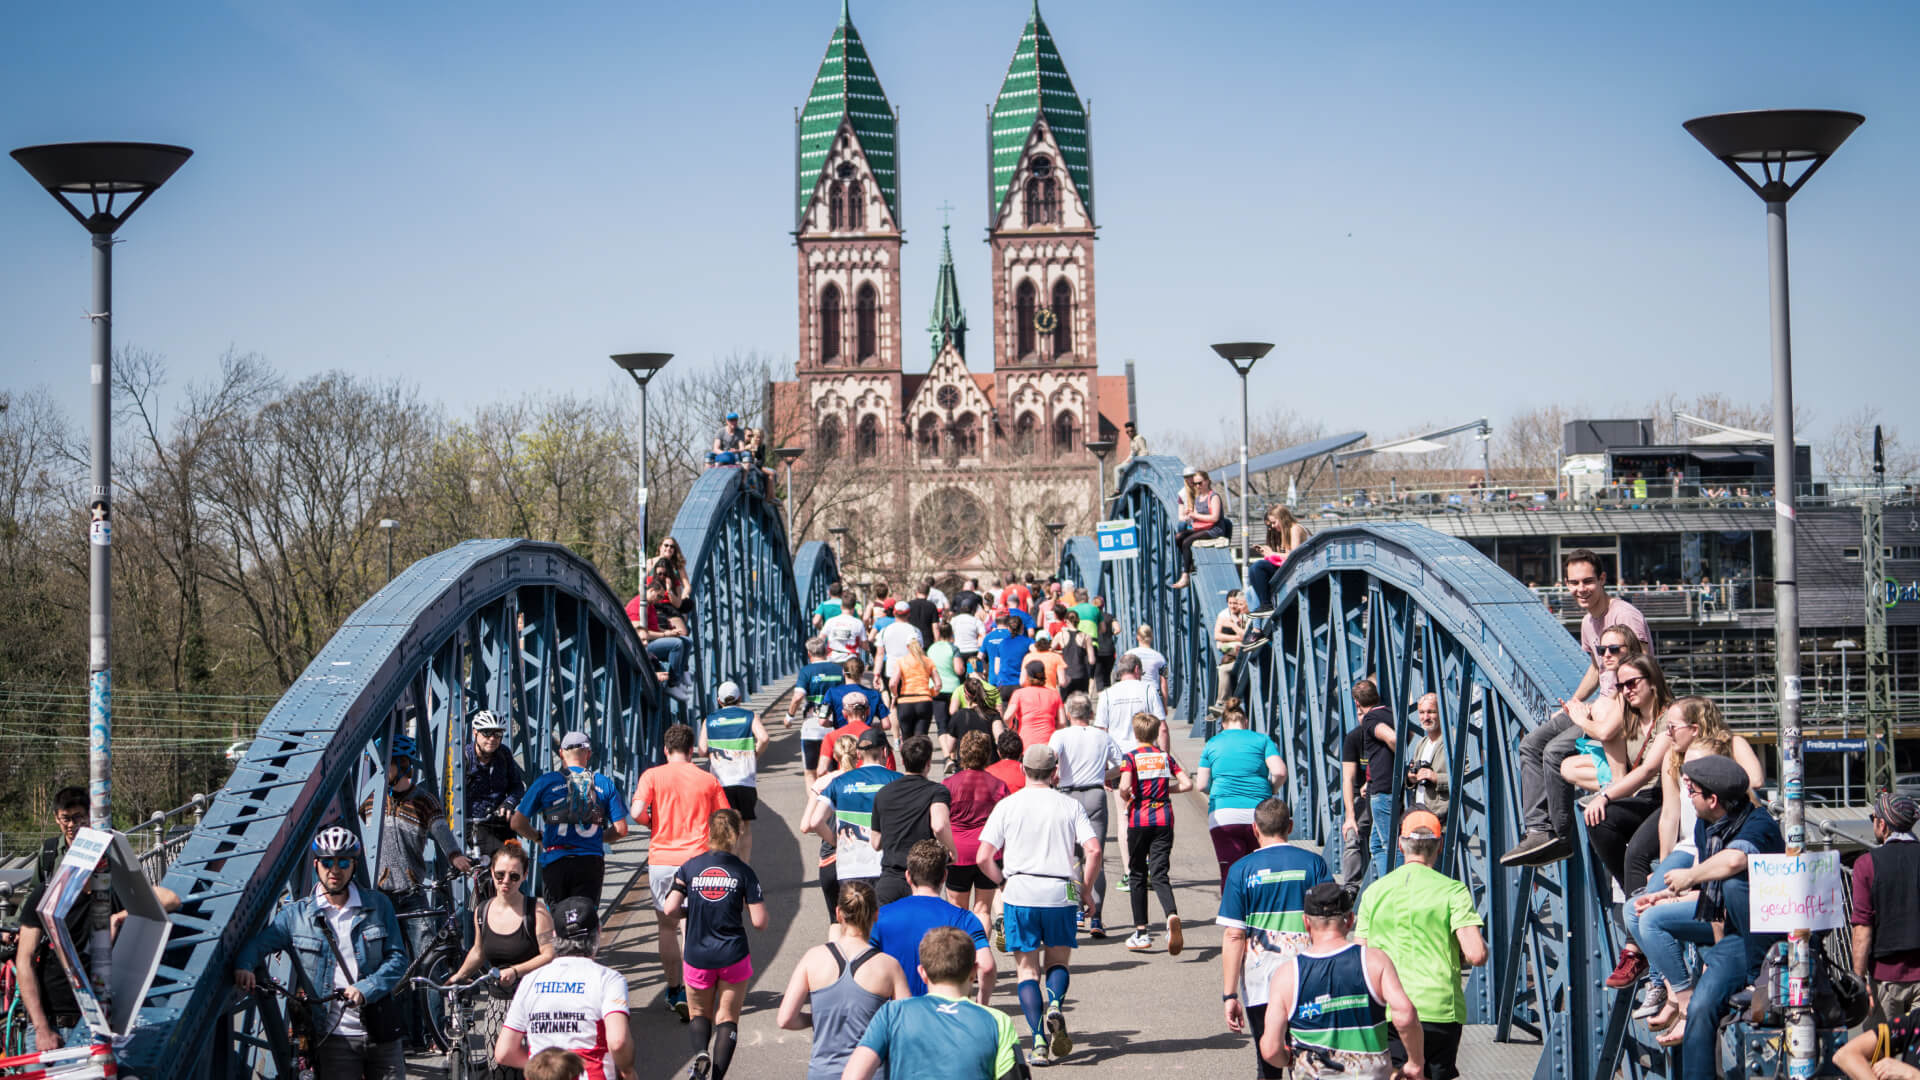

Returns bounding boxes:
[1400,810,1443,838]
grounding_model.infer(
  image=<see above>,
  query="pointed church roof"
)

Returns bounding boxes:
[797,1,899,224]
[989,2,1092,222]
[928,223,967,359]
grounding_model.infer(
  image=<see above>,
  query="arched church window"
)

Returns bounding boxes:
[1025,156,1058,226]
[1015,279,1037,360]
[916,413,940,459]
[856,283,878,362]
[952,412,979,458]
[1050,279,1073,356]
[855,413,880,461]
[817,414,842,459]
[1014,412,1039,457]
[831,163,863,230]
[821,283,842,362]
[1052,411,1078,456]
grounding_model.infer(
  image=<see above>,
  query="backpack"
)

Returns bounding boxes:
[541,770,609,828]
[1748,938,1869,1029]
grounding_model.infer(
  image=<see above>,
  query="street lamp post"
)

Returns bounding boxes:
[774,446,805,547]
[828,526,851,577]
[1045,522,1066,572]
[13,139,192,1034]
[1087,438,1116,515]
[1685,106,1863,1078]
[611,353,673,594]
[379,519,399,582]
[1211,343,1275,588]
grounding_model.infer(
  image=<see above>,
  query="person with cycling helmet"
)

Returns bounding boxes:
[466,710,526,861]
[496,896,636,1080]
[234,827,411,1080]
[513,732,630,907]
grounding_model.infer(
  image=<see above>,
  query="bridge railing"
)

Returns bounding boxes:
[1067,459,1659,1080]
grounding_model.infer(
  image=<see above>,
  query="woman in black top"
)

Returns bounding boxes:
[453,842,556,1076]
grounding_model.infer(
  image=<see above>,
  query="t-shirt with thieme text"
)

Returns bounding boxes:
[821,764,904,880]
[672,850,763,970]
[502,955,630,1080]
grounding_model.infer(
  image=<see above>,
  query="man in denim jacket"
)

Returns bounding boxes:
[234,826,410,1080]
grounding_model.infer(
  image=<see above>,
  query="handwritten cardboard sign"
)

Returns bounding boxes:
[1747,850,1845,933]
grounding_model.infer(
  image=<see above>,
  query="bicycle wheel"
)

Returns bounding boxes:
[415,950,459,1053]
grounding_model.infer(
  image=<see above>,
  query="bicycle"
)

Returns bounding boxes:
[394,865,484,1054]
[0,881,33,1059]
[247,974,348,1080]
[408,970,500,1080]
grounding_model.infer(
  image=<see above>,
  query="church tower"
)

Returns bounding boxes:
[795,1,904,462]
[987,1,1101,460]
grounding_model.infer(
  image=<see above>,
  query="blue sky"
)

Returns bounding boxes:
[2,1,1914,454]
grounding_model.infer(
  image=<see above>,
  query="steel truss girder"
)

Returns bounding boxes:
[120,540,672,1080]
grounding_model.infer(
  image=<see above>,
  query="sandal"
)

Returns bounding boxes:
[1654,1011,1688,1047]
[1644,1001,1680,1032]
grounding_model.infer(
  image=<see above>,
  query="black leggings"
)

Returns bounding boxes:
[1127,825,1178,926]
[1586,789,1662,896]
[896,701,936,738]
[1175,523,1228,574]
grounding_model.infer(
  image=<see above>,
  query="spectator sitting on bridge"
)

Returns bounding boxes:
[1169,468,1229,591]
[1247,505,1310,619]
[1215,589,1249,705]
[1626,755,1783,1070]
[649,536,691,613]
[631,578,693,698]
[709,411,745,466]
[1625,697,1764,1026]
[1502,548,1652,869]
[1852,793,1920,1026]
[1123,420,1147,460]
[1563,654,1674,991]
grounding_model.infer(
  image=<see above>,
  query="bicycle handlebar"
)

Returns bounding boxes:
[407,969,499,994]
[252,975,349,1003]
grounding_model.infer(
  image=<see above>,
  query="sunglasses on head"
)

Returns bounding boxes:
[316,857,354,869]
[1597,644,1628,656]
[1617,676,1647,693]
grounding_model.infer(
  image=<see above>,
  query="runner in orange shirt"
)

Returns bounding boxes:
[1004,661,1065,751]
[1026,636,1067,691]
[631,723,731,1020]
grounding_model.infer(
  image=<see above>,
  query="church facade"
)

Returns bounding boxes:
[770,2,1134,587]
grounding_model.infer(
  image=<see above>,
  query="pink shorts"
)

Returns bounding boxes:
[683,956,753,989]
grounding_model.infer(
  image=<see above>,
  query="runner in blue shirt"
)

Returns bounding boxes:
[804,729,903,887]
[788,636,848,783]
[511,731,630,907]
[985,618,1034,698]
[826,656,890,727]
[1218,799,1330,1080]
[870,841,995,999]
[843,927,1024,1080]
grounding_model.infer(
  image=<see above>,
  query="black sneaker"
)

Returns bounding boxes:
[1499,831,1557,867]
[1522,836,1574,866]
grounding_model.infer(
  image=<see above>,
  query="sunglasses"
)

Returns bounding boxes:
[493,871,524,883]
[1596,644,1628,656]
[316,857,355,869]
[1617,676,1647,693]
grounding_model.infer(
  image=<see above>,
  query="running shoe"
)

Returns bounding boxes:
[688,1051,711,1079]
[1125,930,1153,951]
[1088,916,1105,939]
[1631,980,1669,1020]
[1115,874,1131,892]
[993,911,1006,953]
[1604,948,1648,989]
[1030,1033,1050,1067]
[667,985,689,1021]
[1166,914,1184,957]
[1045,1004,1072,1060]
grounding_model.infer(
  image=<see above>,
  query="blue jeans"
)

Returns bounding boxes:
[1248,560,1279,612]
[1625,851,1697,986]
[1368,793,1396,883]
[1637,877,1777,1079]
[647,635,688,680]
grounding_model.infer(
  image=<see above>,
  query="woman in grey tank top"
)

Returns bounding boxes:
[777,881,911,1080]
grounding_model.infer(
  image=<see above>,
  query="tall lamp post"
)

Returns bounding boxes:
[1211,342,1275,588]
[13,139,192,1031]
[1685,106,1863,1078]
[828,526,851,580]
[1045,521,1066,573]
[774,446,805,547]
[379,519,399,581]
[611,352,672,593]
[1087,438,1116,513]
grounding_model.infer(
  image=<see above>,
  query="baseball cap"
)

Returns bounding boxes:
[1022,743,1058,772]
[716,680,742,704]
[1181,465,1197,477]
[856,727,889,751]
[552,896,599,941]
[726,411,740,420]
[1400,810,1443,838]
[560,731,592,750]
[893,600,909,614]
[1303,881,1352,917]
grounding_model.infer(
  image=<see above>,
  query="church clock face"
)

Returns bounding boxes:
[936,385,961,410]
[1033,307,1058,333]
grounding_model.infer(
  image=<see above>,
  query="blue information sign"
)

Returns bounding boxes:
[1097,519,1140,561]
[1805,738,1868,753]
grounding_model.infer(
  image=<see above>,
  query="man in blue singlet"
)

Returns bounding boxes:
[1220,798,1331,1080]
[788,636,847,784]
[1260,882,1424,1080]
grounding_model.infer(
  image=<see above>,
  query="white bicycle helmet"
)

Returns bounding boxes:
[310,825,362,859]
[470,709,506,734]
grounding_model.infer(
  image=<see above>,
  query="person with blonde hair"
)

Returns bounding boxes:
[812,734,861,914]
[890,636,942,740]
[777,880,911,1080]
[663,809,767,1080]
[1169,469,1228,592]
[1247,505,1309,618]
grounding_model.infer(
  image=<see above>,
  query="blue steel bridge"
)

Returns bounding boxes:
[120,454,1680,1080]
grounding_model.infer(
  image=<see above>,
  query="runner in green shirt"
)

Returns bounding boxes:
[1352,810,1487,1080]
[1070,589,1101,638]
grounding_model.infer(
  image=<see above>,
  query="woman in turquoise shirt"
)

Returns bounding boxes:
[1194,699,1288,889]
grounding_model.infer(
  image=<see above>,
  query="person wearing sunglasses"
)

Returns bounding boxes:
[452,839,555,1070]
[234,827,410,1080]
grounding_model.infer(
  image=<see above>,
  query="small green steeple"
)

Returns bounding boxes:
[988,1,1092,222]
[928,220,967,359]
[796,1,899,224]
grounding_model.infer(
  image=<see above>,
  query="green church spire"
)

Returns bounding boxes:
[988,2,1092,222]
[797,2,899,225]
[928,220,967,359]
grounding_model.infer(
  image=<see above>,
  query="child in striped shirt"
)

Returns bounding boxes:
[1117,712,1192,954]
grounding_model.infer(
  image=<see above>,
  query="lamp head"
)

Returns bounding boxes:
[12,142,192,235]
[1683,109,1863,202]
[774,446,805,463]
[1210,342,1275,375]
[1045,521,1066,536]
[1085,439,1116,461]
[378,519,399,530]
[610,353,673,385]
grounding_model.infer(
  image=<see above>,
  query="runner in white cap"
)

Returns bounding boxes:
[699,679,768,861]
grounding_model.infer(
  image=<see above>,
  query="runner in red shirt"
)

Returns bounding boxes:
[1117,713,1192,955]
